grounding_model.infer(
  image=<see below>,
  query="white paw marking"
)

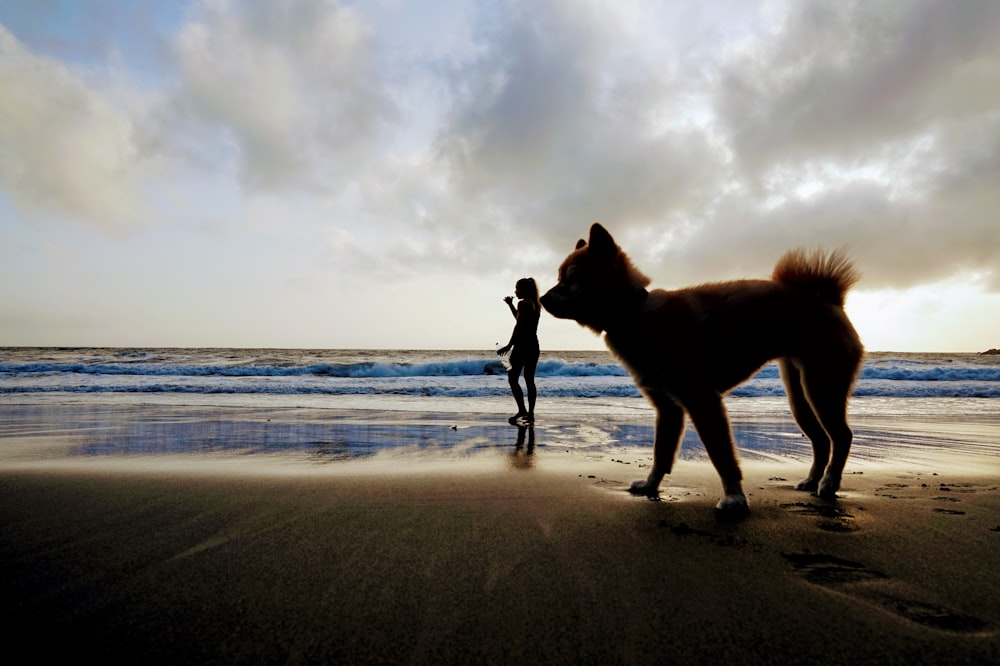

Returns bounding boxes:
[716,493,749,514]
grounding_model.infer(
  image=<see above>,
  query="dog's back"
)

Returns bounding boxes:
[615,249,862,396]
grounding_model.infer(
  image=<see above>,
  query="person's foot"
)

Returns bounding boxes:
[508,413,527,425]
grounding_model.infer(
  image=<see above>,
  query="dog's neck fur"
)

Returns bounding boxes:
[592,285,649,334]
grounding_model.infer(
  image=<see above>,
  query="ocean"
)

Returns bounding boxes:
[2,348,998,464]
[2,347,999,403]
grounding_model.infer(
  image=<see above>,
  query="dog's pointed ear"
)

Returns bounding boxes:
[588,223,617,256]
[575,238,586,250]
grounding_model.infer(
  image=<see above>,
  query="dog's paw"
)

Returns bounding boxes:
[629,479,660,498]
[817,474,841,500]
[715,493,750,516]
[795,477,819,492]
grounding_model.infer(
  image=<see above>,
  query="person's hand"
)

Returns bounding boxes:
[503,296,514,305]
[496,344,511,356]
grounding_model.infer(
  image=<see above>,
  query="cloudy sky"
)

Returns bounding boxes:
[2,0,999,352]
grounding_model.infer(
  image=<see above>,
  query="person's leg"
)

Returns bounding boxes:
[507,364,527,422]
[523,354,538,420]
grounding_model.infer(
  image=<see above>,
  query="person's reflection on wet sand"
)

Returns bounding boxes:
[508,425,535,470]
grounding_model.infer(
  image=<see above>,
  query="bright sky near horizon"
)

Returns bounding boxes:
[1,0,999,352]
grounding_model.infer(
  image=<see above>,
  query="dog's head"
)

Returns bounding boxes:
[540,223,650,333]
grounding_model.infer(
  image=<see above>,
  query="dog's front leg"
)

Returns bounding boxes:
[629,393,684,498]
[684,393,749,515]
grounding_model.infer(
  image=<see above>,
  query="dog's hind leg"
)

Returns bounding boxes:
[683,392,748,514]
[779,359,832,493]
[800,364,858,501]
[629,391,684,498]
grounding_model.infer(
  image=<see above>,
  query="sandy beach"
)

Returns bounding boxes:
[1,404,998,664]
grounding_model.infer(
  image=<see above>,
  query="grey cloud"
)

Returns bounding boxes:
[0,25,147,232]
[169,0,394,190]
[717,1,1000,174]
[429,0,724,259]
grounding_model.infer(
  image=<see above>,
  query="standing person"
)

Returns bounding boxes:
[497,278,540,425]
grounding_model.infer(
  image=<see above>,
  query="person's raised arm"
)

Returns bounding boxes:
[504,295,517,318]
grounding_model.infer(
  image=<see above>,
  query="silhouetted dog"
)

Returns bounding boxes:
[541,223,863,514]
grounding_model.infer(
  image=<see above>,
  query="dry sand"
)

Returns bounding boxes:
[1,410,999,664]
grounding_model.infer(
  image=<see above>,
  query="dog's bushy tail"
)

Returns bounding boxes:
[772,248,859,308]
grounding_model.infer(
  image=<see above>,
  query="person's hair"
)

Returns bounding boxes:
[517,277,540,306]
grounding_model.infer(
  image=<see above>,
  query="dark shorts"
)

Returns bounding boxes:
[509,342,540,370]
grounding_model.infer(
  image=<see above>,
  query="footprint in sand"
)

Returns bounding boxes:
[874,483,908,499]
[657,520,751,548]
[783,552,987,633]
[780,501,859,532]
[783,552,885,584]
[937,482,978,494]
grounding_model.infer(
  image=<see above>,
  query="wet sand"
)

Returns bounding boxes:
[1,407,998,664]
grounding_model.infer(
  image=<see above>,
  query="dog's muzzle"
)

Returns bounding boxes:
[540,288,571,319]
